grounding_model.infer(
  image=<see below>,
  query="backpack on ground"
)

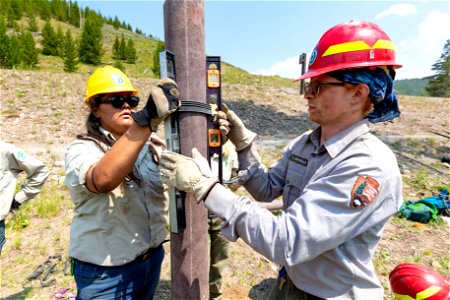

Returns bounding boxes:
[398,189,449,224]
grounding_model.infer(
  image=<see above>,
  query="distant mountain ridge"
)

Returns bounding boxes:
[394,78,429,96]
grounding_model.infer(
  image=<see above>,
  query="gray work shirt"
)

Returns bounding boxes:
[205,119,403,299]
[0,141,49,221]
[64,130,168,266]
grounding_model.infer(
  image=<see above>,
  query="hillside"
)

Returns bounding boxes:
[1,68,449,300]
[394,78,429,96]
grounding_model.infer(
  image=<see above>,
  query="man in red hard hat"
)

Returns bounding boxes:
[159,20,404,299]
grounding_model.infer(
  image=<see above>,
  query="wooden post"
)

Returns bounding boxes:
[163,1,209,299]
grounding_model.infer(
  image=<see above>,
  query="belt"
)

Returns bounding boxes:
[134,245,162,262]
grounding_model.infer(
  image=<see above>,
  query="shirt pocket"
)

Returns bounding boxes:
[283,156,307,206]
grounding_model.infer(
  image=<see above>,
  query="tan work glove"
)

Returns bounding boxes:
[216,104,257,152]
[159,148,219,202]
[132,78,181,132]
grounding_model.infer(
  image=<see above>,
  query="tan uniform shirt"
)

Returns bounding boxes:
[0,141,49,220]
[64,130,168,266]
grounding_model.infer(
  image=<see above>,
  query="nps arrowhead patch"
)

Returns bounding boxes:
[350,176,380,209]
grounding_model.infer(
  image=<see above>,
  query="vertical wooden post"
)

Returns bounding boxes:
[163,1,209,299]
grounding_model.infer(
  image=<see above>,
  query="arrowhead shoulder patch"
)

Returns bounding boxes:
[350,176,380,209]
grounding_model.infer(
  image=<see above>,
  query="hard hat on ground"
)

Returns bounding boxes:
[389,263,450,300]
[297,20,402,80]
[85,66,138,104]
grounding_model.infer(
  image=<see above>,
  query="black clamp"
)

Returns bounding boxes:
[178,100,212,115]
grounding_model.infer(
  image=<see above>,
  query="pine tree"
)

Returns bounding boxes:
[126,37,137,64]
[68,1,81,28]
[7,35,21,68]
[425,39,450,97]
[112,35,120,59]
[113,16,120,29]
[20,30,39,68]
[41,19,58,56]
[119,34,126,60]
[55,26,65,57]
[152,41,165,77]
[78,15,103,65]
[8,0,24,21]
[0,19,11,68]
[63,30,78,73]
[28,16,39,32]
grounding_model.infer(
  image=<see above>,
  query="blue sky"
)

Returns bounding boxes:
[78,0,449,80]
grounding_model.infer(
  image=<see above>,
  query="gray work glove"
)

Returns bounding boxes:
[159,148,219,203]
[132,78,181,131]
[216,104,257,152]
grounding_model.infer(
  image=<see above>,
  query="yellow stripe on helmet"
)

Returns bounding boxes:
[393,285,442,300]
[322,39,396,57]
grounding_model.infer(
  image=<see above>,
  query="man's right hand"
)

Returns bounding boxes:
[216,104,257,152]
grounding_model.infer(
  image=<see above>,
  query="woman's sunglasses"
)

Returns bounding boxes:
[95,95,140,108]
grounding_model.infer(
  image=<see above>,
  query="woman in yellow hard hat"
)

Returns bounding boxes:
[64,66,180,299]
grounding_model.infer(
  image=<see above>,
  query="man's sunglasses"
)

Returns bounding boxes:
[95,95,140,108]
[304,81,346,97]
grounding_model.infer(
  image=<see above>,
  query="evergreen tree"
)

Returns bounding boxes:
[63,30,78,73]
[7,35,21,68]
[20,30,39,68]
[425,39,450,97]
[68,1,81,28]
[119,34,126,60]
[28,16,39,32]
[55,26,65,57]
[42,19,58,56]
[51,0,68,22]
[126,37,137,64]
[152,41,165,77]
[0,19,11,68]
[9,0,24,21]
[113,16,120,29]
[78,14,103,65]
[112,35,120,59]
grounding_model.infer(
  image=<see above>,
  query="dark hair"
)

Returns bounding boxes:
[77,111,142,185]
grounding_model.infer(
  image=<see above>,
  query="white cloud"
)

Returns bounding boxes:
[376,3,417,19]
[396,10,450,79]
[254,55,306,79]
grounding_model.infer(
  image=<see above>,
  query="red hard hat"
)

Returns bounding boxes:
[389,263,450,300]
[297,20,402,81]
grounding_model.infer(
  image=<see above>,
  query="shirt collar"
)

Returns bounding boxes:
[99,127,117,143]
[322,119,370,158]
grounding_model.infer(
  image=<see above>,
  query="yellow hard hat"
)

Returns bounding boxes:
[85,66,138,104]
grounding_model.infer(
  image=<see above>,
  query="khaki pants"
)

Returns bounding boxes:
[208,215,230,300]
[268,273,324,300]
